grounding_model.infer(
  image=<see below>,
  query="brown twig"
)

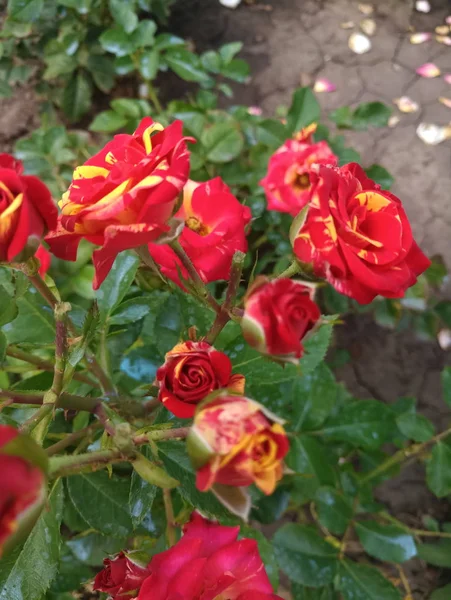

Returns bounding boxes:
[46,422,102,456]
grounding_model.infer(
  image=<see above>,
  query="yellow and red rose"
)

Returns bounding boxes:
[0,153,57,263]
[292,162,431,304]
[46,117,190,289]
[148,177,251,286]
[94,551,150,600]
[188,393,289,496]
[241,277,321,363]
[260,124,337,216]
[156,341,245,418]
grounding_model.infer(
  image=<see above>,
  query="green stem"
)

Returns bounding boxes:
[147,83,163,114]
[46,423,102,456]
[163,488,177,546]
[276,260,301,279]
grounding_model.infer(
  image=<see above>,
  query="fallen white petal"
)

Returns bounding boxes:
[438,329,451,350]
[415,0,431,13]
[416,62,441,78]
[439,96,451,109]
[340,21,355,29]
[219,0,242,7]
[313,78,337,93]
[410,32,432,44]
[436,25,450,35]
[358,3,374,15]
[388,115,400,128]
[445,74,451,84]
[348,32,371,54]
[436,35,451,45]
[393,96,420,113]
[360,18,376,36]
[447,16,451,25]
[416,123,451,145]
[248,106,263,116]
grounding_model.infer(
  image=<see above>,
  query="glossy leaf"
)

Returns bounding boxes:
[395,407,435,442]
[66,533,127,567]
[441,366,451,407]
[3,289,54,344]
[337,560,401,600]
[273,524,338,587]
[109,297,154,325]
[351,102,392,130]
[95,251,140,322]
[100,27,134,57]
[67,471,133,537]
[109,0,138,33]
[139,49,159,80]
[365,164,394,190]
[129,448,158,527]
[89,110,128,133]
[0,284,17,327]
[355,521,417,563]
[291,583,339,600]
[7,0,43,21]
[418,539,451,567]
[292,363,338,431]
[426,441,451,497]
[0,331,6,363]
[62,72,92,122]
[287,87,321,135]
[165,49,211,84]
[201,122,244,163]
[218,41,243,64]
[0,480,64,600]
[315,487,353,536]
[431,584,451,600]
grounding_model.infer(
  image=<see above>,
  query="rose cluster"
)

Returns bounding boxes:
[94,511,281,600]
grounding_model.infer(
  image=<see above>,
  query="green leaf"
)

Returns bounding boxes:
[352,101,391,130]
[3,289,54,344]
[319,400,396,449]
[7,0,43,21]
[139,49,159,80]
[418,539,451,567]
[165,49,212,84]
[95,251,140,323]
[442,366,451,407]
[0,331,6,363]
[87,55,116,93]
[129,449,158,527]
[218,42,243,64]
[49,545,92,595]
[365,164,394,190]
[67,471,133,537]
[43,53,75,80]
[109,0,138,33]
[431,584,451,600]
[62,72,92,122]
[0,284,17,326]
[426,441,451,497]
[287,435,336,494]
[240,526,279,590]
[66,533,127,566]
[131,19,157,49]
[201,50,221,73]
[256,119,289,148]
[329,106,353,129]
[395,406,435,442]
[287,87,321,135]
[0,480,64,600]
[100,27,134,57]
[273,524,338,587]
[0,80,12,98]
[110,297,154,325]
[355,521,417,563]
[201,122,244,163]
[315,487,353,536]
[158,441,236,520]
[337,559,401,600]
[154,33,185,51]
[89,110,128,133]
[221,58,249,83]
[110,98,142,117]
[292,363,338,431]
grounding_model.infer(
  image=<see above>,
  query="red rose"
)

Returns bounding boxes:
[241,277,320,363]
[156,341,245,418]
[188,393,289,495]
[0,153,57,263]
[35,245,51,277]
[46,117,190,289]
[94,551,150,600]
[148,178,251,287]
[260,124,337,216]
[0,425,46,555]
[292,163,431,304]
[137,512,281,600]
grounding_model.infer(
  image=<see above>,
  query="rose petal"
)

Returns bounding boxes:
[416,63,441,78]
[388,115,400,128]
[410,32,432,44]
[447,16,451,25]
[436,25,450,35]
[438,329,451,350]
[340,21,355,29]
[360,18,376,36]
[439,96,451,108]
[248,106,262,116]
[313,78,336,93]
[416,123,451,145]
[415,0,431,13]
[358,3,373,15]
[436,35,451,45]
[219,0,242,6]
[348,32,371,54]
[445,74,451,84]
[393,96,419,113]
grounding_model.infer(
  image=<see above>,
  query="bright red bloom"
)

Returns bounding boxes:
[94,551,150,600]
[260,125,337,216]
[137,512,281,600]
[148,178,251,287]
[188,394,289,496]
[292,163,431,304]
[46,117,190,289]
[156,341,245,418]
[35,245,51,277]
[0,153,57,263]
[241,277,320,363]
[0,425,45,555]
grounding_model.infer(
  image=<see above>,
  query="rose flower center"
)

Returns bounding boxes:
[291,172,310,193]
[185,216,210,236]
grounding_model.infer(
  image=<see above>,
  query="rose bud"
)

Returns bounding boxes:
[292,163,431,304]
[0,425,47,556]
[46,117,191,289]
[0,153,57,264]
[188,393,289,496]
[137,512,283,600]
[260,124,337,216]
[94,551,150,599]
[148,177,251,287]
[241,277,321,363]
[156,341,245,418]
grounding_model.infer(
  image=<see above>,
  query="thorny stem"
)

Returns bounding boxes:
[163,489,177,546]
[46,422,102,456]
[275,260,301,280]
[169,240,221,313]
[204,251,246,345]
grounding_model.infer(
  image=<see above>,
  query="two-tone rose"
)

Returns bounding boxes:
[292,163,431,303]
[94,551,150,600]
[46,117,190,288]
